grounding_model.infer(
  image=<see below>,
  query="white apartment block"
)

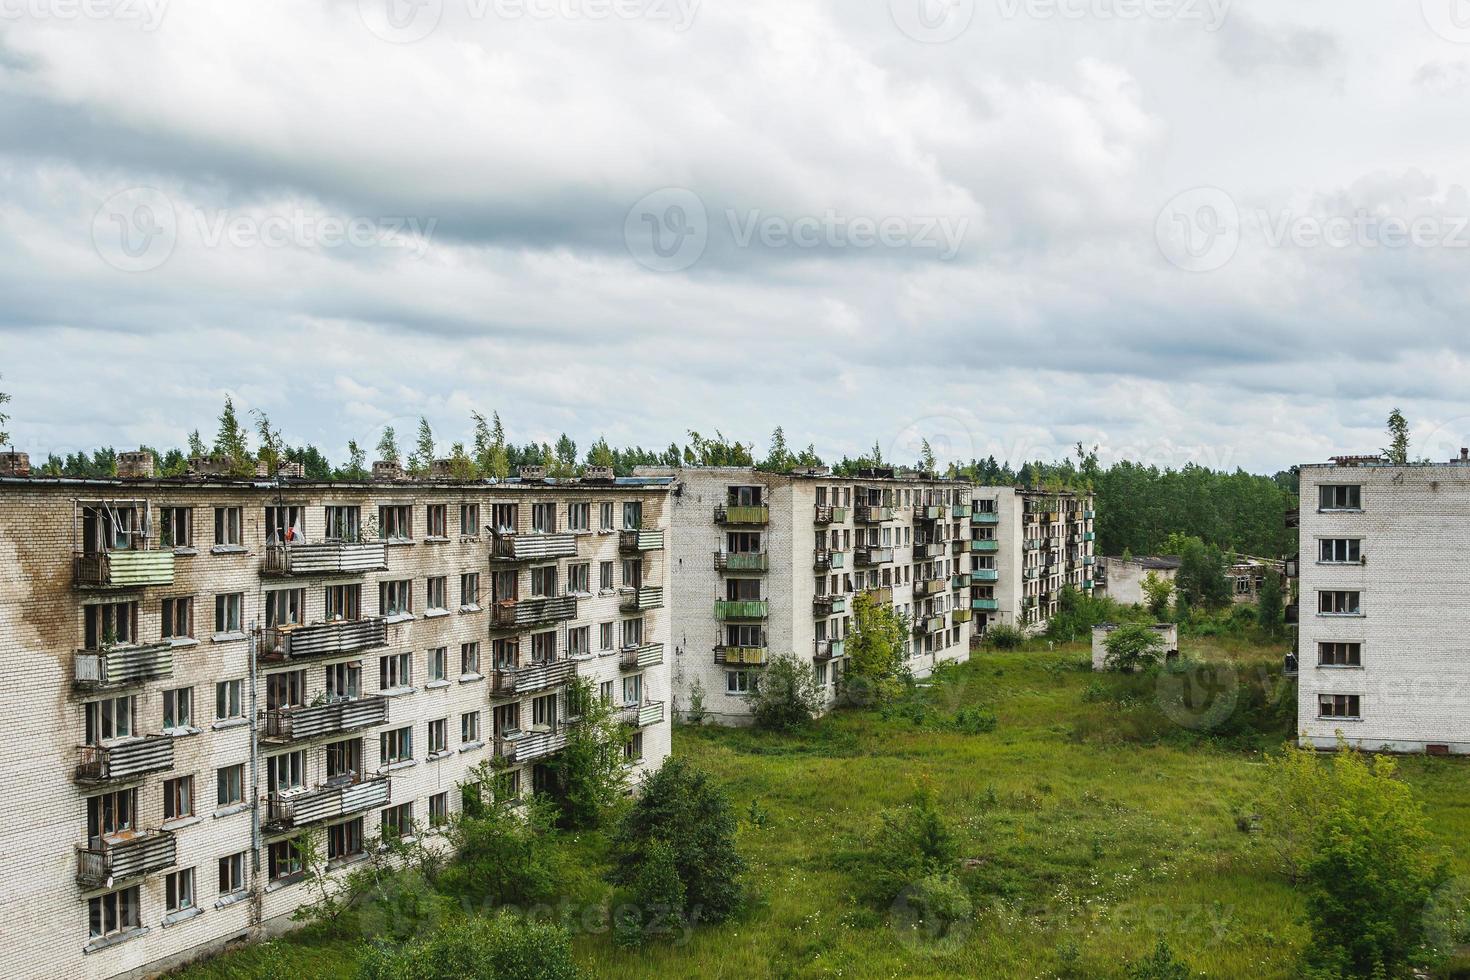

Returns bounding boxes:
[0,452,674,979]
[969,487,1097,633]
[1294,454,1470,754]
[658,467,976,725]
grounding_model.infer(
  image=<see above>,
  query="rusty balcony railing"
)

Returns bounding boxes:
[75,736,174,784]
[715,551,769,572]
[74,549,175,589]
[490,533,578,561]
[813,594,848,616]
[714,504,769,525]
[491,595,578,629]
[495,726,569,766]
[621,643,664,671]
[714,645,767,666]
[491,659,576,696]
[75,829,176,888]
[619,529,665,553]
[619,586,664,612]
[260,696,389,743]
[262,541,387,576]
[73,643,173,689]
[265,773,390,830]
[260,618,389,661]
[620,701,665,728]
[813,638,846,661]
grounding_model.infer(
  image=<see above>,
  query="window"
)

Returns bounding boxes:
[268,839,303,881]
[600,680,615,703]
[599,622,615,651]
[567,563,590,594]
[425,504,447,538]
[217,764,244,807]
[1319,642,1362,667]
[161,596,194,639]
[460,572,480,607]
[599,561,615,592]
[326,738,362,779]
[326,662,361,700]
[164,775,194,821]
[88,886,140,939]
[1318,591,1362,615]
[493,702,520,738]
[492,569,517,603]
[214,507,242,546]
[267,751,304,793]
[1319,484,1362,511]
[215,680,243,720]
[726,670,751,694]
[160,506,192,548]
[162,687,192,730]
[266,670,305,710]
[165,868,195,914]
[624,732,644,762]
[218,852,245,896]
[326,583,361,621]
[85,600,137,648]
[427,647,448,683]
[530,631,556,662]
[622,558,643,588]
[490,503,517,534]
[461,711,481,744]
[1319,538,1362,563]
[568,626,590,657]
[815,662,829,686]
[494,768,521,803]
[382,803,413,840]
[622,673,642,706]
[459,503,480,537]
[265,505,305,544]
[532,694,558,728]
[428,718,448,755]
[214,592,243,634]
[429,792,449,828]
[531,566,557,598]
[493,638,519,670]
[568,502,590,531]
[426,576,447,611]
[461,642,481,677]
[381,652,412,690]
[325,505,360,541]
[622,617,645,648]
[531,502,556,533]
[380,580,412,617]
[88,788,135,839]
[264,587,304,628]
[623,501,643,530]
[380,505,413,541]
[328,817,364,861]
[1319,693,1361,719]
[381,726,413,765]
[600,501,615,531]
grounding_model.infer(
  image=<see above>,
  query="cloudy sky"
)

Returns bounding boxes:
[2,0,1469,475]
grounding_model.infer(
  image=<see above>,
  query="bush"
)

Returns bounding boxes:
[749,653,821,731]
[610,758,746,925]
[1126,939,1190,980]
[904,872,972,934]
[1102,624,1166,672]
[949,707,998,734]
[357,913,580,980]
[985,624,1025,650]
[872,783,958,904]
[439,791,563,908]
[613,837,686,948]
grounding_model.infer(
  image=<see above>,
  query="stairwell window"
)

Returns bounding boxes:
[1319,694,1361,719]
[1319,484,1362,511]
[1319,642,1362,667]
[1319,538,1362,563]
[1318,591,1362,616]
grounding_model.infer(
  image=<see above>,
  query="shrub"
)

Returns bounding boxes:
[949,707,998,734]
[872,783,958,903]
[749,653,822,731]
[613,837,686,948]
[358,913,580,980]
[610,758,746,925]
[1126,939,1190,980]
[904,872,972,933]
[439,791,563,908]
[1102,624,1166,672]
[985,624,1025,650]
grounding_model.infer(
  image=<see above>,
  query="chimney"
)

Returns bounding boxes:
[277,461,305,479]
[117,451,155,479]
[582,466,615,482]
[429,459,455,480]
[372,461,404,482]
[0,451,30,477]
[1460,448,1468,463]
[518,465,547,482]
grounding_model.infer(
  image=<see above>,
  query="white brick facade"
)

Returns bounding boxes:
[0,472,673,979]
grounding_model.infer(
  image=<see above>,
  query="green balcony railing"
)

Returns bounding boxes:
[951,504,972,518]
[970,540,999,553]
[1083,532,1095,541]
[715,504,769,525]
[972,598,1000,612]
[715,599,768,620]
[971,569,999,583]
[715,551,769,572]
[972,511,999,525]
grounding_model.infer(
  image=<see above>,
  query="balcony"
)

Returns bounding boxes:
[814,549,847,571]
[915,505,948,521]
[265,774,390,829]
[619,529,665,553]
[74,643,173,689]
[715,504,769,525]
[813,638,845,662]
[915,614,946,635]
[972,511,999,525]
[952,608,973,624]
[1024,538,1044,550]
[952,504,972,519]
[971,569,999,583]
[1083,532,1095,542]
[498,727,569,765]
[621,642,665,671]
[74,550,175,589]
[491,659,576,696]
[76,830,176,888]
[76,736,174,784]
[491,595,578,629]
[261,618,389,661]
[1083,555,1095,566]
[491,533,578,561]
[914,578,947,598]
[715,551,769,572]
[950,573,968,590]
[1084,510,1095,519]
[621,701,665,728]
[814,505,848,525]
[972,598,1000,612]
[259,696,389,743]
[1284,555,1300,579]
[1285,509,1300,529]
[971,540,1000,554]
[855,504,895,523]
[864,586,893,607]
[715,599,768,620]
[262,541,388,577]
[715,645,767,666]
[620,586,664,612]
[813,594,848,616]
[856,546,895,566]
[1285,603,1299,624]
[915,542,946,559]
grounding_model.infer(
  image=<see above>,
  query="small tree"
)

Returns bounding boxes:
[186,428,206,458]
[252,409,284,476]
[919,438,937,474]
[759,426,794,473]
[213,396,253,475]
[749,653,821,730]
[376,426,401,466]
[439,778,563,907]
[1256,572,1283,638]
[984,623,1025,650]
[1126,939,1190,980]
[358,913,581,980]
[586,436,617,470]
[1141,572,1173,619]
[1384,407,1410,465]
[549,678,631,829]
[408,416,435,476]
[843,591,907,705]
[0,374,10,446]
[612,837,686,948]
[610,758,745,925]
[1102,624,1166,671]
[340,440,369,481]
[446,442,475,480]
[873,782,957,903]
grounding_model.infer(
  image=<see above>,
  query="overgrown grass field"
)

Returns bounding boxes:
[175,639,1470,979]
